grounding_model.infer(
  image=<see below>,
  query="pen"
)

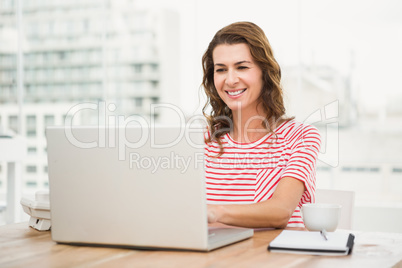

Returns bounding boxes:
[320,229,329,241]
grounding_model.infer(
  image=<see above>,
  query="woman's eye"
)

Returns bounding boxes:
[238,66,248,70]
[215,68,225,73]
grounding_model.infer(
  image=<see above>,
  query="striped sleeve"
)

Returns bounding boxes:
[281,124,321,207]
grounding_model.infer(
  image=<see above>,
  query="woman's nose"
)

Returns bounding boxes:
[225,70,239,87]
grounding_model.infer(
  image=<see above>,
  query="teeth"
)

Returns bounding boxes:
[227,89,246,96]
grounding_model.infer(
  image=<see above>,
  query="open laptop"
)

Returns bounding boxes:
[46,125,253,251]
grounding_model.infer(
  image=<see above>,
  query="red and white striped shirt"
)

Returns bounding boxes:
[205,120,321,227]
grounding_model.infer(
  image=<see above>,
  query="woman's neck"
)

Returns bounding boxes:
[231,108,268,143]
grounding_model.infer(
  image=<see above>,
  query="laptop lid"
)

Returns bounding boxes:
[47,125,210,250]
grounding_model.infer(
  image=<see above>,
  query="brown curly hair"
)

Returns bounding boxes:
[202,21,291,154]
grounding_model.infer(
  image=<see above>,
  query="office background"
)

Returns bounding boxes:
[0,0,401,231]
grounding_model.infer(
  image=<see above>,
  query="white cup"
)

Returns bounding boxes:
[301,203,342,232]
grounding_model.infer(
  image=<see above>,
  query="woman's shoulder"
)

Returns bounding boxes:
[278,119,320,140]
[204,127,229,145]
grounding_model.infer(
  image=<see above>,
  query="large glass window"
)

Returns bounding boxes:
[0,0,175,208]
[0,0,401,227]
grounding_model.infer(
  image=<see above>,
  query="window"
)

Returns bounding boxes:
[8,115,18,133]
[134,97,142,108]
[133,64,142,73]
[150,63,158,72]
[27,147,37,155]
[26,181,37,187]
[26,165,37,173]
[26,115,36,137]
[44,115,55,128]
[393,168,402,173]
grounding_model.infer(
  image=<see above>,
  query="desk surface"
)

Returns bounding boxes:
[1,223,401,268]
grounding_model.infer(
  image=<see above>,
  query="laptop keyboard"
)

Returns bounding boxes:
[208,231,216,237]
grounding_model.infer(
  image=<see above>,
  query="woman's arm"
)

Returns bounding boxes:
[207,177,305,228]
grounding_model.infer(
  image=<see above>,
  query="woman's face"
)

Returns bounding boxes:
[212,43,263,114]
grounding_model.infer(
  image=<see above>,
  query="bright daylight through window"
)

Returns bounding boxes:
[0,0,401,231]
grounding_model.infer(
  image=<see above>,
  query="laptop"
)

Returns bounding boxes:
[46,125,253,251]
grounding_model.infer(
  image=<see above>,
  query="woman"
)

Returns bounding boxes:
[202,22,321,228]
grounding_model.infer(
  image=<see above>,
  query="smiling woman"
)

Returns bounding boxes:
[202,22,321,229]
[212,43,263,114]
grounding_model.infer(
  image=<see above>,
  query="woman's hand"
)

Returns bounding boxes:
[207,205,219,223]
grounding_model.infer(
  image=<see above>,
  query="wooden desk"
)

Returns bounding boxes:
[1,223,401,268]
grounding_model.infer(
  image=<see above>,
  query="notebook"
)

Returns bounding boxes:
[268,230,355,256]
[46,125,253,251]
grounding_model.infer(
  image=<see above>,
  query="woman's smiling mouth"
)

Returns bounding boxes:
[226,89,247,96]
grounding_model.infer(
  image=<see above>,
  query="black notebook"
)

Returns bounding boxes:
[268,230,355,256]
